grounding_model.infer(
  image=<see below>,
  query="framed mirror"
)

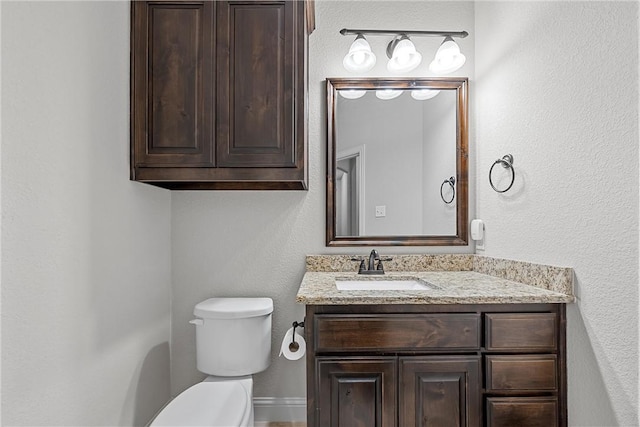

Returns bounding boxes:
[326,77,468,246]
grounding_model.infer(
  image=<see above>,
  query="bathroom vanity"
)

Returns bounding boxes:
[297,255,574,427]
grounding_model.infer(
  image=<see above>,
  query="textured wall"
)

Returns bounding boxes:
[2,2,172,425]
[475,2,639,426]
[170,0,475,399]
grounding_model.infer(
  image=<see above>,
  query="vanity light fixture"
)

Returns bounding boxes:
[386,35,422,72]
[429,36,466,74]
[340,28,468,75]
[342,34,377,72]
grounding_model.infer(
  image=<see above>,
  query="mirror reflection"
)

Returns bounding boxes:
[327,78,468,246]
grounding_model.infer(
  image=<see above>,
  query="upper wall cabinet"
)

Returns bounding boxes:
[131,0,312,190]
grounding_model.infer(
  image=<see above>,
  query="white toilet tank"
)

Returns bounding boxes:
[192,297,273,377]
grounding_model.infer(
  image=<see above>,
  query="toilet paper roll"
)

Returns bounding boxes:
[279,327,306,360]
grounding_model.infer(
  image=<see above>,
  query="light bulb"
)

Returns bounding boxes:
[352,51,365,65]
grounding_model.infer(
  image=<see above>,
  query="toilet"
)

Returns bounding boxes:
[151,297,273,427]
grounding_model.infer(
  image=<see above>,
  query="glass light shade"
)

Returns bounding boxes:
[387,37,422,73]
[429,36,466,74]
[411,89,440,100]
[343,35,376,73]
[375,89,403,100]
[339,90,367,99]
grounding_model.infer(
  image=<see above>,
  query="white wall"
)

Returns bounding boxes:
[2,2,172,426]
[170,0,475,401]
[475,2,639,426]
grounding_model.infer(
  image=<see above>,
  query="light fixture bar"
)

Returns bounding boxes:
[340,28,468,38]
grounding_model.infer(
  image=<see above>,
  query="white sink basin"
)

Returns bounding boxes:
[335,278,436,291]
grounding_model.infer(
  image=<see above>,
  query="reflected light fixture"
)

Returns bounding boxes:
[375,89,403,100]
[429,36,466,74]
[340,28,468,75]
[342,34,376,73]
[411,89,440,100]
[339,89,367,99]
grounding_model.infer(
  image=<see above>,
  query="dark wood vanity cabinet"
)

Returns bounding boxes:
[130,0,310,190]
[305,304,567,427]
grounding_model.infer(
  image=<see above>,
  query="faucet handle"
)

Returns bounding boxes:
[350,258,366,273]
[376,257,392,272]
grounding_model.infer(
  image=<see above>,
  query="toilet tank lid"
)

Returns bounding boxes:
[194,297,273,319]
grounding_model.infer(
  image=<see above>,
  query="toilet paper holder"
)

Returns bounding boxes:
[289,320,305,352]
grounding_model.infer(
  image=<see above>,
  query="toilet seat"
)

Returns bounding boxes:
[150,380,251,426]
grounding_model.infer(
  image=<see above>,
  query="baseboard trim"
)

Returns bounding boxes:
[253,397,306,423]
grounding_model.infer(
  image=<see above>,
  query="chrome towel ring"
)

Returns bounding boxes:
[440,176,456,204]
[489,154,515,193]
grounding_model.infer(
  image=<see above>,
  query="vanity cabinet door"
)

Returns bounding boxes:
[399,356,481,427]
[316,357,397,427]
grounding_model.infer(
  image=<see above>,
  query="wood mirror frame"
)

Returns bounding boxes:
[326,77,469,246]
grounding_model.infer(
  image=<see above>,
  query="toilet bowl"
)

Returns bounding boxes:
[150,376,253,427]
[150,298,273,427]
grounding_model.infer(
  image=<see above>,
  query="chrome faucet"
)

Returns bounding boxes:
[351,249,390,275]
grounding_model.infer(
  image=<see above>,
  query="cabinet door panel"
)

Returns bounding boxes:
[216,1,296,167]
[317,358,397,427]
[131,1,215,167]
[400,356,481,427]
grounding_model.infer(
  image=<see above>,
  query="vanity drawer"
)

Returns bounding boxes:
[314,313,480,352]
[486,355,557,391]
[486,397,558,427]
[485,313,557,351]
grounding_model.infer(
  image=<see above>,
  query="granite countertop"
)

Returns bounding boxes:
[296,255,575,305]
